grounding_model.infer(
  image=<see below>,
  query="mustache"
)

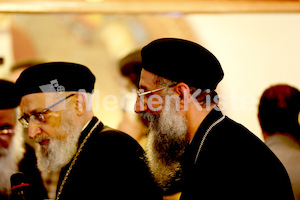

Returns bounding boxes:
[139,112,157,122]
[35,135,50,143]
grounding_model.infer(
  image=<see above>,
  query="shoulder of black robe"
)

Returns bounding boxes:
[57,117,163,200]
[19,143,48,200]
[180,107,295,200]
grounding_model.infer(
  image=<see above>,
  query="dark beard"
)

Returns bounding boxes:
[141,100,188,191]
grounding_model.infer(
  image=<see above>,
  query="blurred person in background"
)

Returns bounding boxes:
[119,50,181,200]
[119,49,143,89]
[118,50,148,146]
[259,84,300,200]
[135,38,295,200]
[10,60,43,83]
[0,80,47,200]
[15,62,162,200]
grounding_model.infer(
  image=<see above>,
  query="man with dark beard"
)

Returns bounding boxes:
[135,38,295,200]
[0,80,47,200]
[15,62,162,200]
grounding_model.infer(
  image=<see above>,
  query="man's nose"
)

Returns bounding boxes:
[28,121,42,139]
[134,96,147,113]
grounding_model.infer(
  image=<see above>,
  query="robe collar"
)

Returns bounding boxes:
[77,116,103,148]
[184,106,224,163]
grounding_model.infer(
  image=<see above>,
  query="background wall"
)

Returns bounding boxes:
[186,13,300,139]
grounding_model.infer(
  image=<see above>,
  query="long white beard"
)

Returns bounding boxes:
[143,99,188,190]
[35,111,82,172]
[0,121,25,195]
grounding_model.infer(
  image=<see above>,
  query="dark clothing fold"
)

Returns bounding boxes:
[57,117,162,200]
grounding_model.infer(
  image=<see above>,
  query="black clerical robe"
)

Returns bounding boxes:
[180,107,295,200]
[56,117,162,200]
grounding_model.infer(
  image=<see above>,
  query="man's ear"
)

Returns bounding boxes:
[174,82,190,98]
[75,93,86,116]
[174,82,191,110]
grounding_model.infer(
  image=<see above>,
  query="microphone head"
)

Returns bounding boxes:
[10,172,32,200]
[10,172,29,188]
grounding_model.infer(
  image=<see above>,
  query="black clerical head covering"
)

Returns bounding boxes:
[141,38,224,90]
[0,80,21,109]
[15,62,95,98]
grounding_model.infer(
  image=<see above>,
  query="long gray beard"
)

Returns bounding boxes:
[143,99,188,190]
[0,121,25,195]
[35,111,82,172]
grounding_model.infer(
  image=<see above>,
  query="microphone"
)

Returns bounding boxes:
[10,172,31,200]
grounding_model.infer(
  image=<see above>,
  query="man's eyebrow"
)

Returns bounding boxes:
[28,108,46,115]
[0,124,13,130]
[139,86,148,90]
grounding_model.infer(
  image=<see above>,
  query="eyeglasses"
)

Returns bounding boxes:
[136,84,177,107]
[137,83,177,97]
[18,94,75,128]
[0,128,14,135]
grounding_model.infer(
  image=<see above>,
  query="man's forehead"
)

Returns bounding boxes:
[20,93,45,111]
[139,69,157,89]
[21,93,60,110]
[0,109,16,125]
[21,93,44,102]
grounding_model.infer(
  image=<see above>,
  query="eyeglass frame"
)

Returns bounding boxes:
[136,83,177,106]
[137,83,177,97]
[18,93,75,128]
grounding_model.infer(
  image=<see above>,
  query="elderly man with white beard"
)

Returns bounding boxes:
[135,38,295,200]
[15,62,163,200]
[0,80,47,200]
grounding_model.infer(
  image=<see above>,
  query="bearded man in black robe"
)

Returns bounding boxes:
[15,62,162,200]
[134,38,295,200]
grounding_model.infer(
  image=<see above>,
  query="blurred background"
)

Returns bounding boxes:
[0,0,300,142]
[1,1,300,199]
